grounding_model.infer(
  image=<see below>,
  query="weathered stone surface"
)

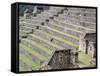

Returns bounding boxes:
[79,33,96,58]
[41,49,79,70]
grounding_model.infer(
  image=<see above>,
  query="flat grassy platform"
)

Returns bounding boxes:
[78,51,92,68]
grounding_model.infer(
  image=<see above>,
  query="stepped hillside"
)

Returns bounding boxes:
[19,5,96,71]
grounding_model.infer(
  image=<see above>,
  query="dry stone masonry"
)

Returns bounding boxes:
[19,5,96,71]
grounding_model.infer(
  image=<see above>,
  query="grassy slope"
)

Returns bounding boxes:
[78,51,92,68]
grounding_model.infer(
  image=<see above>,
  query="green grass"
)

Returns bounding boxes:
[48,22,83,34]
[25,38,52,54]
[19,16,25,20]
[32,20,41,22]
[78,51,92,67]
[54,19,96,31]
[20,43,48,61]
[19,64,25,71]
[20,53,40,70]
[44,26,80,40]
[80,21,96,25]
[29,34,64,49]
[37,30,78,48]
[19,30,30,34]
[61,14,96,19]
[21,25,33,30]
[59,15,96,24]
[32,21,80,40]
